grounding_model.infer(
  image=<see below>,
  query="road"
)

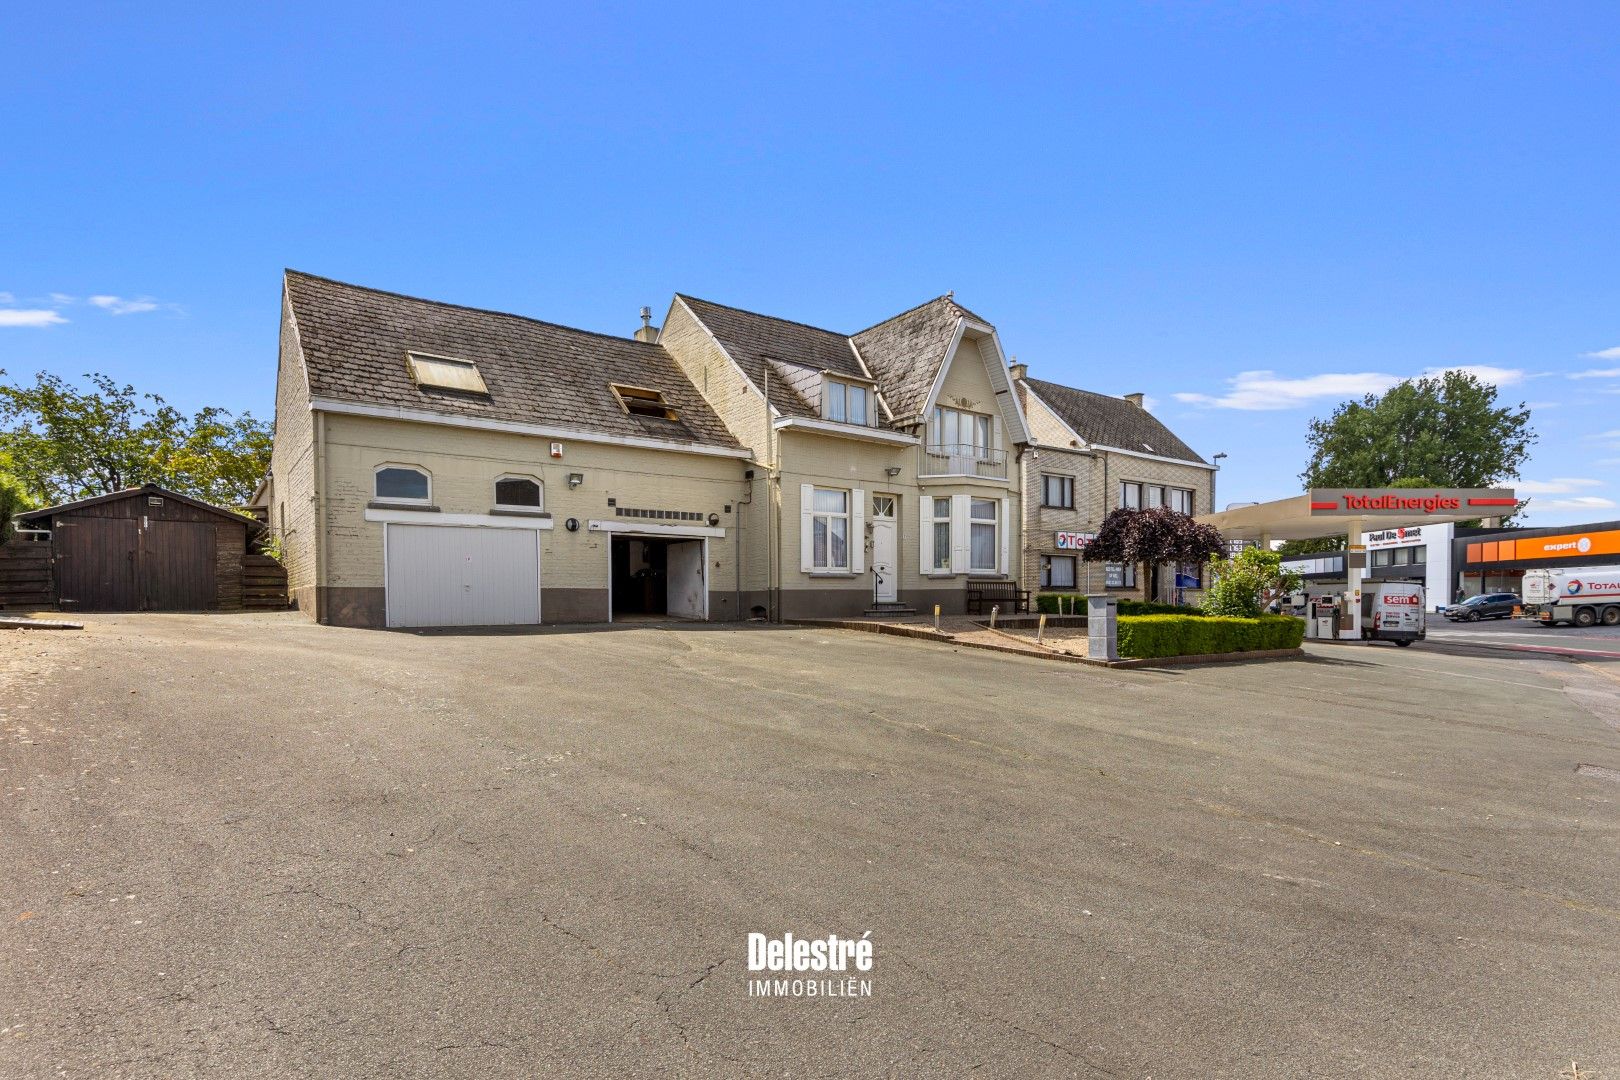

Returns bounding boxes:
[3,613,1619,1078]
[1425,614,1620,660]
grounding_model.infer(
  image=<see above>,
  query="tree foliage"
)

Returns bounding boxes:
[1302,371,1534,493]
[1083,507,1227,600]
[1202,546,1303,619]
[0,370,272,507]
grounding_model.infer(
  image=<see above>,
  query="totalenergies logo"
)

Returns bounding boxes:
[1566,580,1583,595]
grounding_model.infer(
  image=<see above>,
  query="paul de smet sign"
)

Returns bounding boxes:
[1308,488,1516,516]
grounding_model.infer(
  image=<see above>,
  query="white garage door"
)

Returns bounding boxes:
[386,524,541,628]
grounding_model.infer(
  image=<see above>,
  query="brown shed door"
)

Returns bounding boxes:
[142,520,218,610]
[55,516,140,611]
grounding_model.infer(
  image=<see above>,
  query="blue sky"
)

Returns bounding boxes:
[4,3,1618,524]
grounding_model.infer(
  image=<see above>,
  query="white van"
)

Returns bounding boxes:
[1360,581,1426,646]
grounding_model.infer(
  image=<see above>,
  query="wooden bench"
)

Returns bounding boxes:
[966,580,1030,615]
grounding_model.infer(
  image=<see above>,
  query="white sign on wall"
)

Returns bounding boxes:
[1366,526,1423,549]
[1054,531,1096,550]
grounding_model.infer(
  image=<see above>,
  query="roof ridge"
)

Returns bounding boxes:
[283,269,667,352]
[674,293,850,340]
[1026,376,1131,404]
[850,294,960,337]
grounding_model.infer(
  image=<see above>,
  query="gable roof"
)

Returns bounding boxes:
[850,296,983,423]
[284,271,742,452]
[1023,377,1206,464]
[19,483,263,530]
[674,295,865,419]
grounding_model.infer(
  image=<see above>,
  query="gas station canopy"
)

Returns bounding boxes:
[1198,488,1518,542]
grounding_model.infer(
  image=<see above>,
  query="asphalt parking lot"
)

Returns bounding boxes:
[3,614,1619,1078]
[1425,614,1620,660]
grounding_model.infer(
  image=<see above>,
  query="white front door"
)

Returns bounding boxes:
[872,494,898,603]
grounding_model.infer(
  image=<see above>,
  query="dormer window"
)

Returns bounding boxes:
[822,378,871,426]
[406,352,488,394]
[610,384,678,421]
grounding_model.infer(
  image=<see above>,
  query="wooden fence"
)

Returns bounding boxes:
[0,539,54,610]
[242,552,290,611]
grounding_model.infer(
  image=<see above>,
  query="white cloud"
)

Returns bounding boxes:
[48,293,74,305]
[1173,369,1402,410]
[1422,364,1528,387]
[1570,366,1620,380]
[1140,394,1160,412]
[1591,430,1620,440]
[1515,477,1604,495]
[88,294,159,316]
[1174,363,1531,412]
[1582,346,1620,360]
[1525,495,1619,512]
[0,308,68,328]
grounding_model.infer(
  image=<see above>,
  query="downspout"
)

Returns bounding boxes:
[315,409,329,624]
[764,367,778,622]
[735,473,752,620]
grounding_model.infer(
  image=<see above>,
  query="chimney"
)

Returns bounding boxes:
[1124,392,1145,408]
[633,305,659,343]
[1008,356,1028,382]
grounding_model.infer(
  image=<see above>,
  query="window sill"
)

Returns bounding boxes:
[368,501,438,512]
[806,571,860,578]
[489,507,552,518]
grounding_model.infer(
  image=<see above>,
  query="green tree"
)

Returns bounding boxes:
[1083,507,1228,602]
[0,370,272,506]
[1203,546,1303,618]
[1302,371,1534,494]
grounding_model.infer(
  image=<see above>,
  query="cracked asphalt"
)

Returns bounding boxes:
[2,613,1619,1078]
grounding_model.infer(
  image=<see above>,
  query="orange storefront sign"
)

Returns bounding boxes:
[1466,529,1620,564]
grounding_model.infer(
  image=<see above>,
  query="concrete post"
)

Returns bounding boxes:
[1342,517,1365,640]
[1088,594,1119,661]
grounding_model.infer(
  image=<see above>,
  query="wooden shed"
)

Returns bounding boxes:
[7,484,288,613]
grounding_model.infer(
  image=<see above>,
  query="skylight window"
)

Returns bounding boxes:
[407,352,488,394]
[610,384,679,421]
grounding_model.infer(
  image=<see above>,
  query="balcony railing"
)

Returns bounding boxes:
[919,443,1008,479]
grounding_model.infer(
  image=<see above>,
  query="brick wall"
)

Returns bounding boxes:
[269,292,318,614]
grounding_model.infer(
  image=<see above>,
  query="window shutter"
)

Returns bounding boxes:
[799,483,815,574]
[999,495,1010,576]
[950,494,970,575]
[919,496,933,574]
[851,488,866,574]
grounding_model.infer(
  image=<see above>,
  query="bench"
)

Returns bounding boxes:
[966,580,1030,615]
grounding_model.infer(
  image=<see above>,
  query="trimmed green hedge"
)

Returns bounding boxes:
[1035,594,1203,616]
[1116,614,1305,659]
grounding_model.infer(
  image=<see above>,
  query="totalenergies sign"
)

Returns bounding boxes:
[1308,488,1516,516]
[1054,531,1096,550]
[1566,578,1620,596]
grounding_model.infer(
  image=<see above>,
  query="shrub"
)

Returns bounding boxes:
[1202,547,1303,618]
[1034,594,1206,616]
[1116,614,1304,658]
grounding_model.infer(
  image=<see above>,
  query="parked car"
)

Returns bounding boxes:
[1444,593,1520,621]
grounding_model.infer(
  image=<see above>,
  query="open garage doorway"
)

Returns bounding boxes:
[610,535,707,621]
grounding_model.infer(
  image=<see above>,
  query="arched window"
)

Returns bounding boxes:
[374,465,431,505]
[494,475,543,510]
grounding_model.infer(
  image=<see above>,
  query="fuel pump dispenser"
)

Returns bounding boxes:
[1305,595,1339,640]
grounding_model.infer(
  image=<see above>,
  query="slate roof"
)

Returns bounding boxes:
[851,296,980,423]
[674,295,865,419]
[284,272,741,451]
[1023,377,1206,464]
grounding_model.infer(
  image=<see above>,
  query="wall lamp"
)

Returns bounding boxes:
[885,466,902,477]
[567,472,584,489]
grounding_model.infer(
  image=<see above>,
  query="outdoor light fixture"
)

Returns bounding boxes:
[567,472,584,488]
[707,513,721,527]
[885,466,902,477]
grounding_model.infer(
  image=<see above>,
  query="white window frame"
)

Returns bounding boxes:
[493,473,545,511]
[968,497,998,575]
[927,406,993,453]
[822,378,872,427]
[374,463,432,506]
[924,496,952,574]
[810,486,851,572]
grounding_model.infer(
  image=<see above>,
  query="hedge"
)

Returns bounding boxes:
[1116,614,1305,659]
[1035,594,1204,617]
